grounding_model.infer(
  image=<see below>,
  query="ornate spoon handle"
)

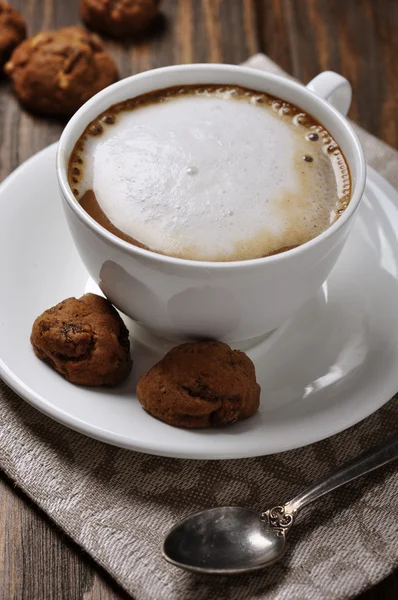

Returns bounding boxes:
[263,431,398,533]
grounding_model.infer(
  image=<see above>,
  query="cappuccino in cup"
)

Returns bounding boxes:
[69,84,351,262]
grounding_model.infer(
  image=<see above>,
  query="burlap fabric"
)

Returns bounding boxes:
[0,54,397,600]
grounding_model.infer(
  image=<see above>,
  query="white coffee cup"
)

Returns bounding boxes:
[57,65,366,343]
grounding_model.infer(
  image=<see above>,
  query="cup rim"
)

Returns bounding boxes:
[57,63,367,269]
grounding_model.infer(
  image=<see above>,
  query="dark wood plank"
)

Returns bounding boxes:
[0,472,129,600]
[0,0,397,598]
[254,0,294,73]
[285,0,398,147]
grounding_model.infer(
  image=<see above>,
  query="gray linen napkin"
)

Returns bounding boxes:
[1,54,398,600]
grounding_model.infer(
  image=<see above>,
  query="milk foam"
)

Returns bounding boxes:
[73,88,347,261]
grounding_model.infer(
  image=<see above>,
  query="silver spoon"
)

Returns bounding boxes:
[163,431,398,574]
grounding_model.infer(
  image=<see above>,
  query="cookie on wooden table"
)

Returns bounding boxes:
[0,1,26,68]
[137,341,260,428]
[5,26,118,117]
[31,293,132,386]
[80,0,161,38]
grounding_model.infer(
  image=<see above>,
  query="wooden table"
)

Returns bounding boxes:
[0,1,397,598]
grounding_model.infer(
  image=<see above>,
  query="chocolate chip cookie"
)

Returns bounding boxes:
[5,26,118,117]
[137,341,260,428]
[31,293,131,386]
[80,0,161,38]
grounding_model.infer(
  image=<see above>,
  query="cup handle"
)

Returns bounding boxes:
[306,71,352,116]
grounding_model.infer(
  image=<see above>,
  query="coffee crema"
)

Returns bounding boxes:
[69,84,351,262]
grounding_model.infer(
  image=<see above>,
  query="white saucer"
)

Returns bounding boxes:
[1,143,398,459]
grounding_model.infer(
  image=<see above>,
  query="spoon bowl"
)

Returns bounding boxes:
[162,506,286,574]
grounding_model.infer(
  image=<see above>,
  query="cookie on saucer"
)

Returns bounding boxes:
[136,341,260,428]
[30,293,131,386]
[80,0,161,38]
[0,1,26,68]
[5,26,118,117]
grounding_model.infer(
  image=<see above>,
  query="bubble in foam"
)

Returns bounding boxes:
[186,166,198,175]
[293,113,306,126]
[88,123,103,136]
[307,132,319,141]
[101,114,116,125]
